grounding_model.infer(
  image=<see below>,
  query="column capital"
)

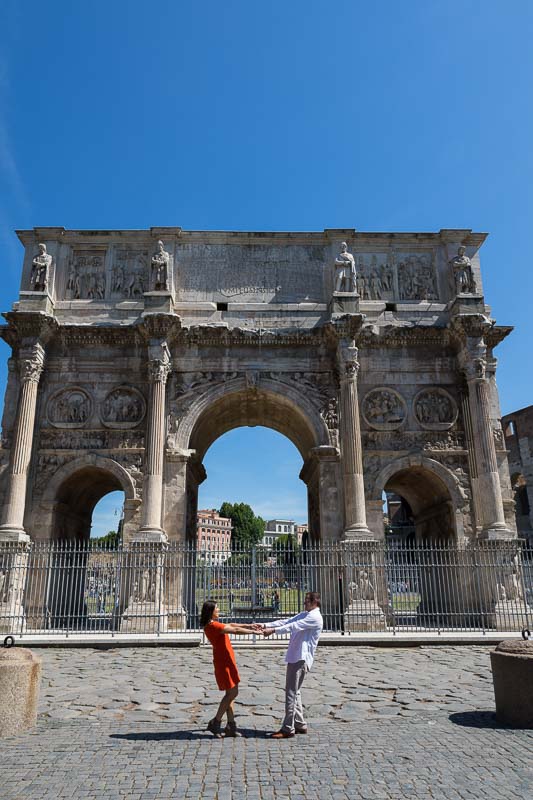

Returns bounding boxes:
[19,342,45,384]
[459,336,487,383]
[337,338,360,381]
[147,340,172,384]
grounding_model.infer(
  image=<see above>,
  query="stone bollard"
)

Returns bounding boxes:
[0,640,42,737]
[490,638,533,728]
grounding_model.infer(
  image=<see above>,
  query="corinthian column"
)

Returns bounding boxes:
[0,343,45,542]
[338,339,372,540]
[139,342,172,541]
[461,338,510,538]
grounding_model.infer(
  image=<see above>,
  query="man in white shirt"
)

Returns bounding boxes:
[262,591,323,739]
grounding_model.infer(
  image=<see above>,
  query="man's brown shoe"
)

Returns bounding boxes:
[295,727,308,734]
[270,730,295,739]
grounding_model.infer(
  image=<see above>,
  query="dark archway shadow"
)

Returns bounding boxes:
[449,711,513,729]
[110,727,268,742]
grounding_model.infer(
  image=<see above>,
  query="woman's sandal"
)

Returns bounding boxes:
[224,720,242,737]
[207,717,223,738]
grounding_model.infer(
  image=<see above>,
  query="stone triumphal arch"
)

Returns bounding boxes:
[0,226,517,554]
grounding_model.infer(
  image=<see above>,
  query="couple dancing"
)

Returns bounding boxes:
[200,591,323,739]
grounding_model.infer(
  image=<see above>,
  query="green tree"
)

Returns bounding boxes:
[91,530,121,549]
[219,502,265,548]
[272,533,300,565]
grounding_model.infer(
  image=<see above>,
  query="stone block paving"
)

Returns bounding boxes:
[0,645,532,799]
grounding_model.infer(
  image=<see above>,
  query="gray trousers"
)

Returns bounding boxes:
[281,660,308,733]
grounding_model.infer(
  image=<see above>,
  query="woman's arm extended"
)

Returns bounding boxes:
[222,622,261,635]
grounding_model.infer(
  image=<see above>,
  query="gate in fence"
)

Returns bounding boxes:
[0,540,531,637]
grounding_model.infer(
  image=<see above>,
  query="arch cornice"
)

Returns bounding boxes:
[41,453,136,505]
[174,376,330,461]
[371,453,467,507]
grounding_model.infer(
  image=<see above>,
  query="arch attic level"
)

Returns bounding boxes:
[0,227,515,548]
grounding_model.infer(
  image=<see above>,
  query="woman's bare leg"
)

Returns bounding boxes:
[215,686,238,721]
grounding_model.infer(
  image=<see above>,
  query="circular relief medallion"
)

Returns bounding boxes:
[100,386,146,429]
[361,388,407,431]
[414,387,458,430]
[47,387,92,428]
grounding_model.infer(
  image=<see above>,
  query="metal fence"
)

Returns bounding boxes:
[0,539,532,637]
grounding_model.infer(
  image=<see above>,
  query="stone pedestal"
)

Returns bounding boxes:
[449,294,485,315]
[0,540,31,635]
[330,292,360,316]
[0,647,42,737]
[17,291,54,314]
[489,601,531,632]
[344,600,387,632]
[491,640,533,728]
[143,291,175,314]
[121,601,169,634]
[121,534,170,634]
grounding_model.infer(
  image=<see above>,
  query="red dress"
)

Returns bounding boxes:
[204,620,241,691]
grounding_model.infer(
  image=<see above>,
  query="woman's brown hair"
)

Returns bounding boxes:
[200,600,217,627]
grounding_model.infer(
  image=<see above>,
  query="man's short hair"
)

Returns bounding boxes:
[306,591,321,608]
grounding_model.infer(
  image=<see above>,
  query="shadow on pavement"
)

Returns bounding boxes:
[449,711,510,729]
[110,727,268,742]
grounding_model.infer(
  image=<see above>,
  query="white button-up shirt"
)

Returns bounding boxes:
[269,607,323,670]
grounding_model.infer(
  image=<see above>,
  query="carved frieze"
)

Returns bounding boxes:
[414,388,458,430]
[362,429,466,452]
[39,429,145,450]
[113,249,148,298]
[101,386,146,429]
[66,250,106,300]
[361,388,407,430]
[47,387,92,428]
[355,251,437,302]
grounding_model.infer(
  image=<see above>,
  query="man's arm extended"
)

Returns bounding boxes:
[264,612,321,637]
[267,611,307,629]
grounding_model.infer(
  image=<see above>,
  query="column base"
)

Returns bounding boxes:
[488,601,532,632]
[343,526,375,542]
[134,528,168,544]
[121,602,169,634]
[0,527,30,544]
[479,526,515,541]
[344,601,387,632]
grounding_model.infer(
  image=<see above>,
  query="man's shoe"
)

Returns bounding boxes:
[295,727,308,734]
[270,730,295,739]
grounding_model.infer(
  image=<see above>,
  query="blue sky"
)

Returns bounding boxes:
[1,1,532,536]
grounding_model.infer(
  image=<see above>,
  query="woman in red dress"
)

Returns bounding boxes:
[200,600,260,738]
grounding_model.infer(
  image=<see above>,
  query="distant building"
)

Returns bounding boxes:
[197,509,232,563]
[260,519,306,549]
[295,524,307,546]
[502,406,533,542]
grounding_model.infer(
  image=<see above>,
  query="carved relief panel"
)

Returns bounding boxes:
[66,250,106,299]
[413,388,458,430]
[101,386,146,429]
[361,388,407,430]
[112,249,149,298]
[47,387,93,428]
[355,251,437,302]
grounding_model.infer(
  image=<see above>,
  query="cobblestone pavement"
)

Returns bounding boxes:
[1,645,532,799]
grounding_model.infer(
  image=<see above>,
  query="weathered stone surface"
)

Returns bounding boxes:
[0,227,522,632]
[491,640,533,728]
[0,647,42,736]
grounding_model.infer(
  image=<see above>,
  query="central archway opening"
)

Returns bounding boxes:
[192,426,310,623]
